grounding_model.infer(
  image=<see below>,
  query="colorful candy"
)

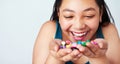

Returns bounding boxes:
[60,41,66,48]
[65,40,71,48]
[81,42,86,46]
[77,40,90,46]
[77,41,82,44]
[91,41,98,45]
[60,40,91,49]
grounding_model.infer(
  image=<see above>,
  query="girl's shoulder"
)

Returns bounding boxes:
[33,20,57,64]
[41,20,56,33]
[41,20,56,30]
[102,22,119,41]
[39,20,56,38]
[102,23,116,32]
[102,23,120,64]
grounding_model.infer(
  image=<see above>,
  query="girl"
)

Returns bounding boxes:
[33,0,120,64]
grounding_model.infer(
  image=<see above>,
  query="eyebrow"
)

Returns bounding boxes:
[62,9,75,12]
[62,7,96,12]
[83,7,96,12]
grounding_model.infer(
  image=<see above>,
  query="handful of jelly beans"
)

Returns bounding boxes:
[60,40,90,49]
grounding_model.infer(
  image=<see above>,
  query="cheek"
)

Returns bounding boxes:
[59,20,71,31]
[59,16,72,31]
[86,18,100,32]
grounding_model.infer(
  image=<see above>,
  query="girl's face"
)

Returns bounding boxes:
[58,0,102,42]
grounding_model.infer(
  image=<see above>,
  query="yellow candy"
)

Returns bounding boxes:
[66,44,71,48]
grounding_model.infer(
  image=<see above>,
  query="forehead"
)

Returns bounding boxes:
[60,0,99,12]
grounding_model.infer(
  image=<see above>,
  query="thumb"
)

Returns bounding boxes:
[50,39,62,52]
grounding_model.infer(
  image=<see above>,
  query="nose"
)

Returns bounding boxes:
[73,20,86,30]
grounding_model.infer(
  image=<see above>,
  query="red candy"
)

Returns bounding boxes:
[65,40,71,45]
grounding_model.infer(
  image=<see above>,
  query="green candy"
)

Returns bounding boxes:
[86,40,90,42]
[81,42,86,47]
[77,40,90,47]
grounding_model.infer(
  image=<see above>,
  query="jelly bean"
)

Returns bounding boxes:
[71,42,77,47]
[66,44,71,48]
[91,41,97,45]
[60,46,64,48]
[61,41,66,46]
[66,40,71,45]
[81,42,86,47]
[77,41,82,44]
[60,41,66,48]
[86,40,90,42]
[71,42,78,50]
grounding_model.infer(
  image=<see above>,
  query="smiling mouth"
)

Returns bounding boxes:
[71,31,88,41]
[72,32,87,36]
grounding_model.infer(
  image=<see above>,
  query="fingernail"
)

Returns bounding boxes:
[77,54,82,57]
[91,41,98,45]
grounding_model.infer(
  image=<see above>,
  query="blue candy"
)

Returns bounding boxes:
[77,41,82,44]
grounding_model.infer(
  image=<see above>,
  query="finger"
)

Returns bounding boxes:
[77,45,95,57]
[50,40,60,52]
[94,39,108,49]
[89,39,107,57]
[72,50,83,61]
[86,42,101,57]
[86,42,99,53]
[83,47,95,58]
[72,53,83,61]
[76,44,86,53]
[50,50,57,57]
[69,49,81,58]
[61,50,82,61]
[57,48,72,58]
[54,39,63,45]
[50,39,63,51]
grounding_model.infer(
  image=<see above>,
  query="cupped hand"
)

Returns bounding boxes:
[76,38,108,58]
[49,39,83,62]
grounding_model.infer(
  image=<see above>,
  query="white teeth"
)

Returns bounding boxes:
[73,32,86,37]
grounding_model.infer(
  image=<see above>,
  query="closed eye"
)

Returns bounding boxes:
[84,15,95,18]
[64,16,73,18]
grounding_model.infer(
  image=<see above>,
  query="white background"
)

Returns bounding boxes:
[0,0,119,64]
